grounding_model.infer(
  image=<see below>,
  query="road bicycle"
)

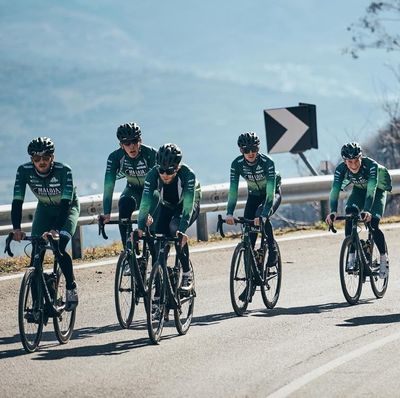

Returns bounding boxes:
[329,213,388,305]
[146,232,196,344]
[99,218,153,328]
[5,233,76,353]
[217,215,282,316]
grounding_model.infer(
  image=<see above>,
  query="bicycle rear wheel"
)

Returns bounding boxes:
[174,260,195,335]
[370,241,388,298]
[339,237,363,305]
[230,243,252,316]
[146,262,166,344]
[18,268,43,353]
[261,242,282,309]
[114,252,136,328]
[53,269,76,344]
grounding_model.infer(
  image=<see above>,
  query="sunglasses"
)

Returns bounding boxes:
[32,155,52,162]
[158,167,177,175]
[242,146,259,154]
[121,139,139,146]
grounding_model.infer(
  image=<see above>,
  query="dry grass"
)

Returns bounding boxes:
[2,215,399,274]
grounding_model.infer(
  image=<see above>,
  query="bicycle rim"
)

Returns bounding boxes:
[174,260,195,335]
[18,269,43,353]
[261,242,282,309]
[146,263,165,344]
[230,243,251,316]
[370,241,388,298]
[53,269,76,344]
[339,237,363,305]
[114,252,135,328]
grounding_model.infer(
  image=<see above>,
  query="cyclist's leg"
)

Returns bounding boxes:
[244,195,264,248]
[118,186,139,249]
[369,189,387,254]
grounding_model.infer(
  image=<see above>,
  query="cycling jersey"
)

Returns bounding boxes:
[103,145,157,215]
[329,157,392,213]
[227,153,279,217]
[138,164,201,233]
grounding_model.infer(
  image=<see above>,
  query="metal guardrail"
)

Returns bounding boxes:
[1,170,400,257]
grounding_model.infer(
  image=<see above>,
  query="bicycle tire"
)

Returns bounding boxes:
[53,269,76,344]
[174,260,195,335]
[261,241,282,309]
[370,241,389,298]
[230,242,252,316]
[138,248,151,310]
[18,268,43,353]
[339,236,363,305]
[146,262,166,344]
[114,252,136,329]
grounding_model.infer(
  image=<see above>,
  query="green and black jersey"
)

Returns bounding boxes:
[138,164,201,233]
[13,161,77,205]
[227,153,279,217]
[103,145,157,214]
[329,157,392,213]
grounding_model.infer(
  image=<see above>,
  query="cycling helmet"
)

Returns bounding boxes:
[237,132,260,148]
[156,143,182,169]
[116,122,141,142]
[27,137,55,156]
[341,142,362,160]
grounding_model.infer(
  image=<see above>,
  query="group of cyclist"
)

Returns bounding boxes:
[10,122,392,312]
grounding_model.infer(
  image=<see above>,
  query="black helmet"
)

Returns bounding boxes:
[237,132,260,148]
[341,142,362,160]
[116,122,141,142]
[27,137,55,156]
[156,143,182,169]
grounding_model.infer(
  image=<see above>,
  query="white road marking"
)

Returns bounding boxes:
[267,331,400,398]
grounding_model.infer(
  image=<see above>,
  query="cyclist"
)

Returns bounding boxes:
[325,142,392,278]
[137,143,201,288]
[226,132,281,266]
[100,122,157,247]
[11,137,80,311]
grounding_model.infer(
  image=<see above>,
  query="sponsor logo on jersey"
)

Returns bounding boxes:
[35,187,62,196]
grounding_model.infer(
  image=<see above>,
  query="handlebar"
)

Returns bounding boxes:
[98,216,138,240]
[217,215,263,238]
[4,233,61,258]
[328,212,373,234]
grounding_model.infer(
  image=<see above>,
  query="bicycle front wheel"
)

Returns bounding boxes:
[370,241,388,298]
[339,237,363,305]
[146,262,166,344]
[230,243,252,316]
[261,242,282,309]
[18,268,43,353]
[53,269,76,344]
[174,260,195,335]
[115,252,136,329]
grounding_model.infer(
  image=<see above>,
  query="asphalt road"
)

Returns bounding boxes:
[1,225,400,398]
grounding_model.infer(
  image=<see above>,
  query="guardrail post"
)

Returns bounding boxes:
[196,213,208,242]
[71,226,83,259]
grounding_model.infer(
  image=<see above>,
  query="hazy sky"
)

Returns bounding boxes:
[1,0,398,199]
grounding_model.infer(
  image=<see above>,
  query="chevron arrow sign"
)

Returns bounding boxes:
[264,103,318,154]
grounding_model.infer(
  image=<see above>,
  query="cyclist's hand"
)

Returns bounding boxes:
[137,229,144,238]
[43,230,60,240]
[226,215,235,225]
[325,212,336,225]
[99,214,110,224]
[12,229,25,242]
[361,211,372,223]
[146,215,153,226]
[254,216,267,226]
[177,231,188,247]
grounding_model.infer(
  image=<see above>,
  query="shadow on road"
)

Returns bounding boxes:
[337,313,400,327]
[191,311,237,326]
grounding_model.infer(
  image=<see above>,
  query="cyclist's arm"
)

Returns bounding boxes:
[55,166,75,231]
[329,164,346,213]
[137,170,158,230]
[261,160,276,218]
[226,160,240,216]
[103,152,119,215]
[178,174,197,233]
[11,165,28,230]
[363,161,378,212]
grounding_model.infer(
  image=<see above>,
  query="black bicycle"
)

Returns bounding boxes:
[5,233,76,353]
[146,232,196,344]
[329,213,388,305]
[99,218,153,329]
[217,215,282,316]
